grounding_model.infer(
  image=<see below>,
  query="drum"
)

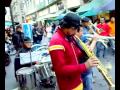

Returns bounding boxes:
[16,67,37,90]
[35,63,53,80]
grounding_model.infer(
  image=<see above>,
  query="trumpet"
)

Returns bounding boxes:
[84,34,115,40]
[74,35,115,90]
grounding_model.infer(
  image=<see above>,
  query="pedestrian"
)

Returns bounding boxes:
[12,25,24,53]
[51,23,56,34]
[5,30,11,66]
[32,23,43,44]
[96,17,111,58]
[14,37,35,80]
[108,17,115,55]
[36,25,44,44]
[48,13,99,90]
[32,23,38,44]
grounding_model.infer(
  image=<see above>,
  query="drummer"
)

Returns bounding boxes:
[14,37,36,80]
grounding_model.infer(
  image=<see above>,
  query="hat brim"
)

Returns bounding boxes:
[24,41,33,43]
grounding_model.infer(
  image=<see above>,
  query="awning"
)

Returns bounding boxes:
[100,0,115,11]
[36,9,65,21]
[76,0,112,13]
[80,10,110,17]
[78,0,114,17]
[5,21,12,26]
[53,13,66,20]
[80,9,100,17]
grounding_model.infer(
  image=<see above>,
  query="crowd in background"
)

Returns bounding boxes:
[5,15,115,60]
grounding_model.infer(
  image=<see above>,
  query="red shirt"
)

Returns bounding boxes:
[48,27,87,90]
[97,23,110,36]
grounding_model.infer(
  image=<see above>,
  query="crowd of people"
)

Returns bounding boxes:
[5,12,115,90]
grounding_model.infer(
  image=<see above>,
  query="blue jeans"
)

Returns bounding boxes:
[82,69,93,90]
[109,39,115,54]
[96,41,106,58]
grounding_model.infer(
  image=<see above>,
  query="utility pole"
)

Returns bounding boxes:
[9,5,15,32]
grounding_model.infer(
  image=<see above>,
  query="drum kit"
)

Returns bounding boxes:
[16,46,56,90]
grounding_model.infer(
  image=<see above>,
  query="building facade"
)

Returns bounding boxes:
[11,0,91,23]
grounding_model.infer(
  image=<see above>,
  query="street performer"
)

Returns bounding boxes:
[48,12,99,90]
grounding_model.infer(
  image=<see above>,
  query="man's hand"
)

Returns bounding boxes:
[85,56,99,69]
[93,33,100,41]
[89,29,94,34]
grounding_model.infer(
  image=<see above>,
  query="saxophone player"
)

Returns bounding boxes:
[48,13,99,90]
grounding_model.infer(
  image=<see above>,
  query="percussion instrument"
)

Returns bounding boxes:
[16,67,37,90]
[35,63,53,80]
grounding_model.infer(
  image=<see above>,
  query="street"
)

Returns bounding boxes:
[5,36,115,90]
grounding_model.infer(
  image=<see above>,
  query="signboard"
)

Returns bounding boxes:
[22,23,33,40]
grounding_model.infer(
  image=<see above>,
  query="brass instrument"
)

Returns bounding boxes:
[84,34,115,40]
[74,35,115,90]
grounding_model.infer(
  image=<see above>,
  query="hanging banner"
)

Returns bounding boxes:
[22,23,33,40]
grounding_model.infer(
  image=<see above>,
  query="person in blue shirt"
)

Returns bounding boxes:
[79,17,97,90]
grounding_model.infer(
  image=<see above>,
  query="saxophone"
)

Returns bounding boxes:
[74,35,115,90]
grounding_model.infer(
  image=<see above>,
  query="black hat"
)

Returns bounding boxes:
[63,13,81,27]
[24,37,32,43]
[82,17,90,22]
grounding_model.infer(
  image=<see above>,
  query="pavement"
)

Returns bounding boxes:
[5,36,115,90]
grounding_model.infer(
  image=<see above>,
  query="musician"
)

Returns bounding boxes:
[81,17,97,45]
[14,37,36,80]
[48,13,99,90]
[96,17,111,58]
[108,17,115,55]
[75,26,98,90]
[97,17,110,36]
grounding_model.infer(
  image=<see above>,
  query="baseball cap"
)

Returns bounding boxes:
[82,17,90,22]
[63,12,81,28]
[24,37,32,43]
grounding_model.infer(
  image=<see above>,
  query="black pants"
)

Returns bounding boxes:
[33,36,37,44]
[14,58,35,80]
[14,45,22,52]
[37,35,43,43]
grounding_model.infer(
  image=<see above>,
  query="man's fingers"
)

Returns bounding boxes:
[92,64,99,67]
